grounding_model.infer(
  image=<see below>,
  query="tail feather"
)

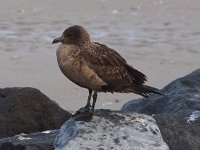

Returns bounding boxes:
[125,65,164,97]
[126,65,147,84]
[142,85,164,96]
[124,85,164,97]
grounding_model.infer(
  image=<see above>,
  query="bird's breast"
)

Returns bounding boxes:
[56,44,106,91]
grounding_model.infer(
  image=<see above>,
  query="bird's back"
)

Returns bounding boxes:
[78,42,147,93]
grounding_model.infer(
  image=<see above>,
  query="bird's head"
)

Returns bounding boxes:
[52,25,90,45]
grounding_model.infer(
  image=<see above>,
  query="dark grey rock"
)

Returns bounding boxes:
[121,69,200,150]
[0,87,72,138]
[54,109,169,150]
[121,69,200,116]
[122,69,200,116]
[155,115,200,150]
[0,130,58,150]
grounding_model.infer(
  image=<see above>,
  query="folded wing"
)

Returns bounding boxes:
[79,43,147,93]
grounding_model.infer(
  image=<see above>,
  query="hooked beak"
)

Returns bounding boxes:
[52,36,64,44]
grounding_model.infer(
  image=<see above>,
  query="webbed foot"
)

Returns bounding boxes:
[73,107,93,122]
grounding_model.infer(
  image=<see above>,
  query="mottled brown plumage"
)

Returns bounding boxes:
[52,25,163,114]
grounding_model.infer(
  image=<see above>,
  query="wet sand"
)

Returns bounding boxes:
[0,0,199,112]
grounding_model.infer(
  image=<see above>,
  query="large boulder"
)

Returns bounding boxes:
[0,87,71,138]
[54,109,169,150]
[0,110,169,150]
[121,69,200,150]
[155,115,200,150]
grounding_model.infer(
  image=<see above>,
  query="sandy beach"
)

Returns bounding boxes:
[0,0,199,112]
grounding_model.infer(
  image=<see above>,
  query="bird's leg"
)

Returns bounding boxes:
[84,89,92,109]
[73,90,94,122]
[91,91,97,113]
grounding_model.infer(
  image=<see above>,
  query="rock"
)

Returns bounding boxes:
[0,87,72,138]
[121,69,200,150]
[0,109,169,150]
[0,130,58,150]
[121,69,200,116]
[54,109,169,150]
[155,115,200,150]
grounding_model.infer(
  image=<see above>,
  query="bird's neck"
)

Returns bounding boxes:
[66,40,91,48]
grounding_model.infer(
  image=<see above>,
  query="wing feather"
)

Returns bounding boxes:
[79,42,146,92]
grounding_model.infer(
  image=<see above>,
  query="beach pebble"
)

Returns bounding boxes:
[11,55,20,60]
[112,10,119,14]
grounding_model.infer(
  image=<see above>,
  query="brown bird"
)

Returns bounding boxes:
[52,25,163,115]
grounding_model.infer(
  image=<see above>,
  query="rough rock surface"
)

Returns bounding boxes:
[0,87,71,138]
[0,109,169,150]
[121,69,200,150]
[54,109,169,150]
[155,115,200,150]
[0,130,57,150]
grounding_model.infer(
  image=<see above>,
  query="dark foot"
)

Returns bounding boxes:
[72,107,93,122]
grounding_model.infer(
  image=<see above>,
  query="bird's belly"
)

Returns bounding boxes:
[58,60,106,91]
